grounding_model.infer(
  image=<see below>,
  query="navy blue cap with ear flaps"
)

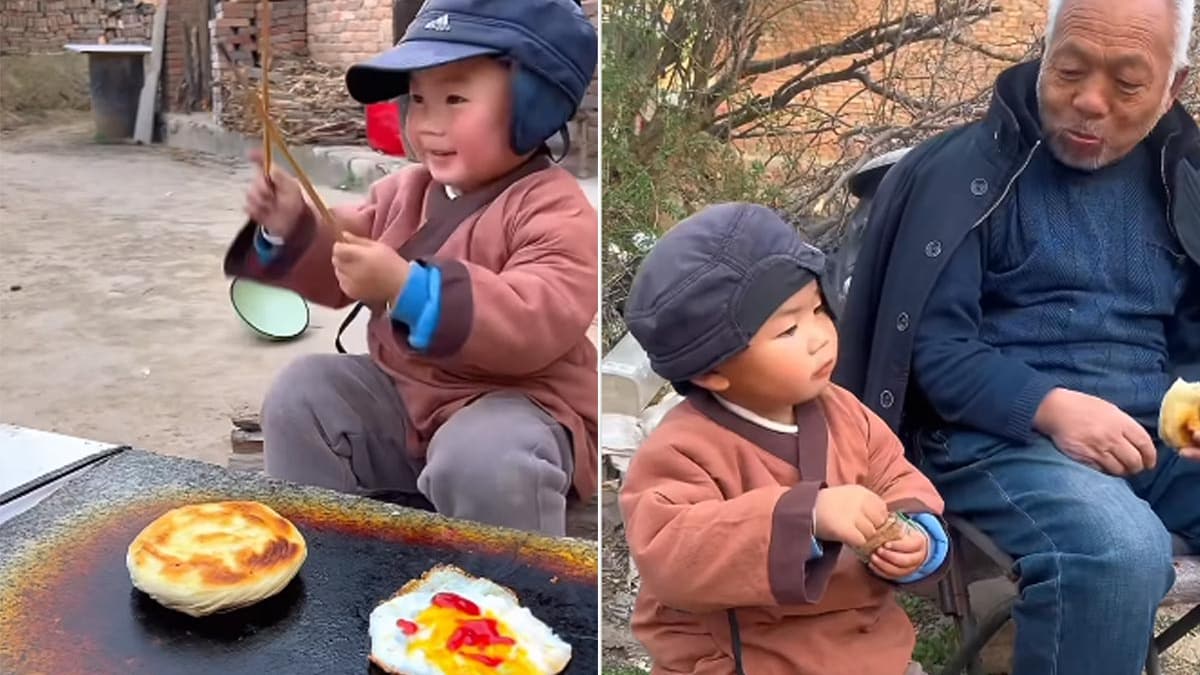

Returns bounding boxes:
[623,203,830,393]
[344,0,597,156]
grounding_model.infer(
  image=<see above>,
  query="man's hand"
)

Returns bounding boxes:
[868,525,929,580]
[1034,388,1156,475]
[813,485,889,549]
[331,232,411,305]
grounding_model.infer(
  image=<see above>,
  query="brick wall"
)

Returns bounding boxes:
[163,0,210,111]
[211,0,307,66]
[306,0,392,67]
[749,0,1047,151]
[0,0,157,55]
[208,0,307,116]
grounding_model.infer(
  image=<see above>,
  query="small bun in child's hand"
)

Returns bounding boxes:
[851,512,912,561]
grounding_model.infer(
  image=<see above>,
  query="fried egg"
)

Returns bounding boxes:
[368,565,571,675]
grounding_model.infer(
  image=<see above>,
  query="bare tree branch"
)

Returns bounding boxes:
[706,6,997,136]
[851,69,931,112]
[947,33,1028,62]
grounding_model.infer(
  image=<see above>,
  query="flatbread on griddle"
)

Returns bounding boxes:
[126,501,307,617]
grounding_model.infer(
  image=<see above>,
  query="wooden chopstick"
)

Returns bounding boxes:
[216,41,343,238]
[252,95,341,232]
[260,0,271,176]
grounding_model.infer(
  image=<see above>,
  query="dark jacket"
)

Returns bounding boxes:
[833,59,1200,437]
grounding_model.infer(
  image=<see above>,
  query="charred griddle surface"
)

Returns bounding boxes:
[0,450,597,674]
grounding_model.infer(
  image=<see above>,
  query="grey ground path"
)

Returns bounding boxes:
[0,117,599,471]
[0,119,364,466]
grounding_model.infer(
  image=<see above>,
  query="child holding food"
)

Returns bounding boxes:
[619,203,950,674]
[223,0,598,537]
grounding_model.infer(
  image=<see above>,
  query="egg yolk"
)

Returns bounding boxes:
[401,592,538,673]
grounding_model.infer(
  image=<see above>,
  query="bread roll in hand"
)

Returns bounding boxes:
[1158,379,1200,451]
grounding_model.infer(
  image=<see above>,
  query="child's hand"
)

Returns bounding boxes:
[244,149,306,238]
[331,232,411,305]
[868,524,928,580]
[813,485,889,549]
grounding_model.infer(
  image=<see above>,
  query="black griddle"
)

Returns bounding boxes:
[0,450,597,674]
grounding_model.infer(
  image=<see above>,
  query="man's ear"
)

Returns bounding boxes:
[691,372,730,393]
[1169,67,1190,102]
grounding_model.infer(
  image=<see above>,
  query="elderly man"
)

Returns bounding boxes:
[835,0,1200,672]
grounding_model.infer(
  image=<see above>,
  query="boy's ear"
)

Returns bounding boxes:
[691,372,730,393]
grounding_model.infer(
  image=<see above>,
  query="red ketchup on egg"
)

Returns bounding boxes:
[433,592,482,616]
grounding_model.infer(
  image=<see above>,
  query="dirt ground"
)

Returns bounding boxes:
[0,116,367,466]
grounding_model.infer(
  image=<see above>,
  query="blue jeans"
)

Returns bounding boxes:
[918,428,1200,675]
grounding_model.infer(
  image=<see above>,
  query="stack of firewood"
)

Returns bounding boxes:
[219,55,366,145]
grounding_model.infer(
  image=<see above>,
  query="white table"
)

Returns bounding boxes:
[0,424,125,526]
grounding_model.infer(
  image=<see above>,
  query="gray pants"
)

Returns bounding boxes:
[260,354,574,536]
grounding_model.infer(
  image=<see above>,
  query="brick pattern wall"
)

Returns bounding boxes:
[306,0,392,67]
[163,0,210,111]
[209,0,307,117]
[750,0,1047,148]
[0,0,157,55]
[212,0,307,66]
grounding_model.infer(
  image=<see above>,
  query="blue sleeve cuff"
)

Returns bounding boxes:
[390,262,442,352]
[253,226,281,262]
[895,512,949,583]
[810,537,824,559]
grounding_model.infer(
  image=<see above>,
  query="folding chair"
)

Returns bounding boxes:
[935,516,1200,675]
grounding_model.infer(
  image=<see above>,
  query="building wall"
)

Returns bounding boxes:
[0,0,158,54]
[751,0,1047,139]
[211,0,307,68]
[305,0,392,67]
[163,0,212,111]
[0,0,213,113]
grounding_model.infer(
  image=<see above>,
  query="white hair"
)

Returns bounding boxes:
[1046,0,1194,70]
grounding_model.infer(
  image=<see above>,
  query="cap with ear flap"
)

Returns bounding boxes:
[510,65,578,156]
[344,0,596,156]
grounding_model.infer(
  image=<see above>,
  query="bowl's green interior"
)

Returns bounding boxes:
[230,278,309,339]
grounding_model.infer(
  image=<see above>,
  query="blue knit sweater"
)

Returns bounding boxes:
[913,144,1188,440]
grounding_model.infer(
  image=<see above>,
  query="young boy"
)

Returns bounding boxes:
[223,0,598,537]
[620,203,950,674]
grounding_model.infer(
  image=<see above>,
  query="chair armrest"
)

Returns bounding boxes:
[945,514,1016,574]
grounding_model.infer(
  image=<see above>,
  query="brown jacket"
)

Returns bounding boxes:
[225,158,598,499]
[620,386,946,675]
